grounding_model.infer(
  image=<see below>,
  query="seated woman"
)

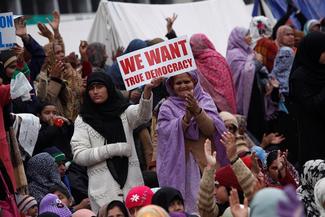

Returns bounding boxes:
[152,186,188,214]
[26,153,69,203]
[264,150,299,189]
[98,200,130,217]
[71,72,160,213]
[157,70,228,213]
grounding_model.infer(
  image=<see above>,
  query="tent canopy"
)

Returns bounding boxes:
[253,0,325,29]
[88,0,252,62]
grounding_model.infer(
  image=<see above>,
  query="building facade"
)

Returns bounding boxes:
[0,0,252,15]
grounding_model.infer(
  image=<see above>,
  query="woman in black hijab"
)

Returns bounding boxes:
[152,187,185,213]
[98,200,130,217]
[71,71,161,213]
[289,32,325,169]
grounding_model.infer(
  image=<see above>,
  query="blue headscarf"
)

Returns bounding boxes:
[272,47,295,95]
[271,47,294,113]
[303,19,320,35]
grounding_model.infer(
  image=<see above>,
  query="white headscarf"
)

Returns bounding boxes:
[249,16,273,48]
[314,178,325,217]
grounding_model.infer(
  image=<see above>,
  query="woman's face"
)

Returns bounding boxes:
[172,73,194,98]
[310,24,320,33]
[280,29,295,47]
[168,199,184,213]
[55,44,65,61]
[225,122,237,135]
[53,191,71,206]
[108,206,125,217]
[213,185,229,204]
[268,159,279,181]
[88,83,109,104]
[40,105,58,125]
[5,60,17,79]
[244,34,252,45]
[319,51,325,64]
[27,205,38,217]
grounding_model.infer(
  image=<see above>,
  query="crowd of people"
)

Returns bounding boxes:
[0,2,325,217]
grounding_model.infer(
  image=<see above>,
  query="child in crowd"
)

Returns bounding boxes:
[39,193,72,217]
[49,185,90,213]
[44,147,71,191]
[16,194,38,217]
[34,101,74,160]
[125,185,154,217]
[152,187,186,213]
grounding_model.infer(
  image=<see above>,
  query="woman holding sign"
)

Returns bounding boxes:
[71,72,161,213]
[157,70,228,213]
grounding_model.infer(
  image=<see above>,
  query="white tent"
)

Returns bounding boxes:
[88,0,253,63]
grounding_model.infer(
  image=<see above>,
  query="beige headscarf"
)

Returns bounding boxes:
[219,111,239,128]
[276,25,294,48]
[136,205,169,217]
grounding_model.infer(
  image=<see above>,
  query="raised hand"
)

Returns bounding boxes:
[79,40,88,61]
[261,132,285,148]
[129,89,142,103]
[250,152,261,176]
[143,77,164,99]
[47,10,60,32]
[204,139,217,169]
[112,46,124,61]
[185,92,201,116]
[278,149,288,178]
[271,133,285,144]
[183,109,192,125]
[12,44,24,57]
[15,16,28,40]
[49,60,65,78]
[229,188,249,217]
[166,13,178,33]
[37,22,54,41]
[220,131,237,161]
[54,115,70,125]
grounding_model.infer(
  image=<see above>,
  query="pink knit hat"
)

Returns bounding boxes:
[39,193,72,217]
[125,185,153,209]
[16,194,37,213]
[72,209,96,217]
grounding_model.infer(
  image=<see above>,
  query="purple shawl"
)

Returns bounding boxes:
[157,70,228,213]
[226,27,256,116]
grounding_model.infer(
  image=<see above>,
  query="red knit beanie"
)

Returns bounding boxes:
[215,156,252,191]
[125,185,153,209]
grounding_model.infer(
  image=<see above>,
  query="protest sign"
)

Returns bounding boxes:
[117,36,197,91]
[0,12,16,51]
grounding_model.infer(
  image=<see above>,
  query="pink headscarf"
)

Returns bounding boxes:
[190,33,237,113]
[72,209,96,217]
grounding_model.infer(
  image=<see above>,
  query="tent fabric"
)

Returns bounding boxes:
[253,0,325,29]
[88,0,252,62]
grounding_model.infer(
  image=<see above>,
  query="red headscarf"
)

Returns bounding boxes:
[190,34,237,113]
